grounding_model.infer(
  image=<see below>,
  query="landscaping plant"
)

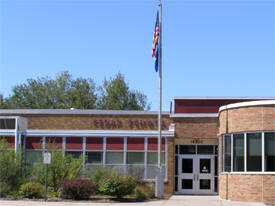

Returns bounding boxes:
[30,145,83,192]
[0,139,22,197]
[134,186,147,201]
[60,178,96,200]
[19,181,43,199]
[98,174,137,198]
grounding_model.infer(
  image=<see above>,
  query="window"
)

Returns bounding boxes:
[247,133,262,171]
[233,133,244,171]
[222,132,275,173]
[147,152,165,165]
[106,152,123,164]
[224,134,231,172]
[265,132,275,172]
[86,151,103,164]
[25,151,42,163]
[66,151,82,159]
[127,152,144,164]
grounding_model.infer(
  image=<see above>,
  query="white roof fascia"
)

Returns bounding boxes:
[219,100,275,113]
[173,96,275,100]
[0,129,16,136]
[170,113,218,118]
[24,129,175,138]
[0,109,170,115]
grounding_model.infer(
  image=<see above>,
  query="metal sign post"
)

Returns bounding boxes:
[43,152,51,201]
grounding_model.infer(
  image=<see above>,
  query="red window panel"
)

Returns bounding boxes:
[0,136,15,148]
[26,137,42,149]
[66,137,83,150]
[46,137,62,149]
[106,138,124,150]
[127,138,144,150]
[86,137,103,150]
[148,138,165,151]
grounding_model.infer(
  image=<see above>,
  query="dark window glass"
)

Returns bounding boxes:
[215,145,218,154]
[0,119,15,129]
[182,158,193,173]
[182,179,193,189]
[86,152,103,164]
[180,145,196,154]
[224,135,231,172]
[66,151,82,159]
[175,145,178,154]
[233,134,244,171]
[215,177,218,192]
[200,159,211,174]
[200,179,210,190]
[247,133,262,171]
[197,145,213,154]
[175,156,178,175]
[265,132,275,172]
[215,156,218,176]
[175,177,178,191]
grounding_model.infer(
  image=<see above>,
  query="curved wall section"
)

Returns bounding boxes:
[218,100,275,204]
[219,103,275,135]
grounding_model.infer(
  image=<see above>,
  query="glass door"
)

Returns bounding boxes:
[177,155,215,194]
[196,155,215,194]
[178,155,195,194]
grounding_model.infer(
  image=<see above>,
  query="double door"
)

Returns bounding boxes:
[178,155,215,195]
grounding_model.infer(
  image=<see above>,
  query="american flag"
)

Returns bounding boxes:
[152,11,159,72]
[152,11,159,58]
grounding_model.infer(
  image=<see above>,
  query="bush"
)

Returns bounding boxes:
[145,184,155,199]
[30,147,83,192]
[99,174,137,198]
[0,139,23,197]
[89,167,115,184]
[19,181,43,199]
[60,178,95,200]
[134,186,146,201]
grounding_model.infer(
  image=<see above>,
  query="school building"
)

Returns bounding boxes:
[0,97,274,203]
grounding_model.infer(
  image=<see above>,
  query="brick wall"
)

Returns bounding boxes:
[219,174,275,204]
[219,104,275,204]
[0,114,171,130]
[174,117,219,139]
[219,105,275,135]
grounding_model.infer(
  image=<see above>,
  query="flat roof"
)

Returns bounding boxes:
[0,109,170,115]
[173,96,275,100]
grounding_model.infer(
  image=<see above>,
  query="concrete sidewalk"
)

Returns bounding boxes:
[0,196,268,206]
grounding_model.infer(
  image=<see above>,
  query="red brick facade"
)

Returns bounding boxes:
[219,102,275,204]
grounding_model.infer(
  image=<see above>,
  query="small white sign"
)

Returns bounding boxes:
[43,153,51,164]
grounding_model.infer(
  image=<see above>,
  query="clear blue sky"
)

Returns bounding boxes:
[0,0,274,111]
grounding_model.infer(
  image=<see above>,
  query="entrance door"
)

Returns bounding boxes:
[178,155,215,195]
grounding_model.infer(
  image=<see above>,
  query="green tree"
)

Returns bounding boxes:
[6,71,97,109]
[1,71,150,110]
[97,73,150,110]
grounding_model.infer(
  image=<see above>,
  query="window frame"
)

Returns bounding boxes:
[222,131,275,174]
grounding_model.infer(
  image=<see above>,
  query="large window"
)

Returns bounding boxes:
[224,134,231,172]
[222,132,275,173]
[233,134,244,172]
[265,133,275,171]
[247,133,262,171]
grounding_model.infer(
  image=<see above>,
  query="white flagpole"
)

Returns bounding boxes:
[156,0,163,198]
